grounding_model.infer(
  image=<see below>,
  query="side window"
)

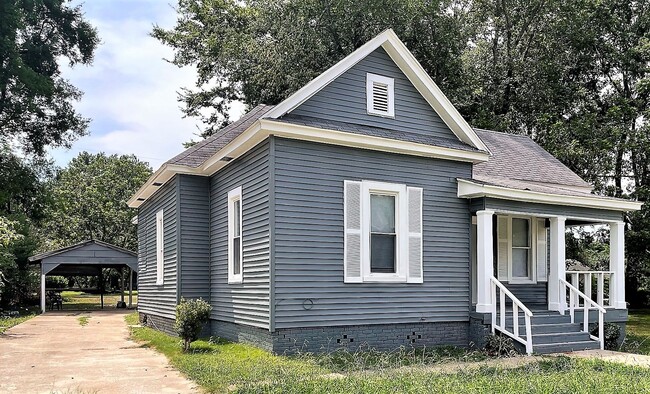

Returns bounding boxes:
[228,186,243,284]
[155,209,164,285]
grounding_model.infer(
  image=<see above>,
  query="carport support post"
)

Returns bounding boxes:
[40,265,46,313]
[120,267,125,304]
[99,267,104,309]
[128,268,133,308]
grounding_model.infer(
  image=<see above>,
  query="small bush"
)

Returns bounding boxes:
[590,322,621,350]
[483,333,518,357]
[175,297,211,352]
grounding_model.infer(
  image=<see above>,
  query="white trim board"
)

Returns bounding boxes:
[458,179,643,212]
[261,29,490,153]
[128,119,489,207]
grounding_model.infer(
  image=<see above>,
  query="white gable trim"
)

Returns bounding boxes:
[263,29,489,153]
[457,179,643,212]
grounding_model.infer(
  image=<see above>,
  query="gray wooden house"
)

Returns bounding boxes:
[129,30,642,354]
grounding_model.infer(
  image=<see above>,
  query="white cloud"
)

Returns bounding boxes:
[49,1,245,170]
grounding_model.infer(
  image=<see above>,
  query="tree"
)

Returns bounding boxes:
[0,0,99,155]
[152,0,469,138]
[43,153,152,251]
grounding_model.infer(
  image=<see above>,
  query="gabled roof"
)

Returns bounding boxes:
[28,239,136,263]
[263,29,489,152]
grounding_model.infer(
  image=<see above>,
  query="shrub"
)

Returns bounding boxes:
[590,322,621,350]
[483,333,518,357]
[175,297,211,352]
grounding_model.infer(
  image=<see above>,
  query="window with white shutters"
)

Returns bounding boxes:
[343,180,422,283]
[366,73,395,117]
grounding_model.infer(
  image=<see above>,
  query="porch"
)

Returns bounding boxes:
[468,202,631,354]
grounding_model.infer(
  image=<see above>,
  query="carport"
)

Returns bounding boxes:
[28,240,138,313]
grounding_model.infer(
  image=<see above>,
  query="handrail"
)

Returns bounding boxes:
[490,276,534,355]
[565,271,613,308]
[560,277,606,350]
[566,270,613,274]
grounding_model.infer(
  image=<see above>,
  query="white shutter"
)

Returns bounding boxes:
[344,181,362,283]
[497,216,509,281]
[536,218,548,282]
[406,187,423,283]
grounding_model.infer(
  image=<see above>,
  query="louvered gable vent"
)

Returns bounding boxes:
[366,73,394,117]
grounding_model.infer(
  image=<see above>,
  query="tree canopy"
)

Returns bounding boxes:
[43,153,152,252]
[0,0,99,155]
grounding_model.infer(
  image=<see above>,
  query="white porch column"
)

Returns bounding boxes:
[610,221,626,309]
[476,210,495,313]
[40,266,46,313]
[548,216,566,312]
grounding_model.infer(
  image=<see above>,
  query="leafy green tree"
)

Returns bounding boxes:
[152,0,469,138]
[43,153,152,251]
[0,0,99,155]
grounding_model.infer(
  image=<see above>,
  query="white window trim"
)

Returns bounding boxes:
[228,186,243,284]
[155,209,164,285]
[360,180,408,283]
[366,73,395,118]
[505,215,537,284]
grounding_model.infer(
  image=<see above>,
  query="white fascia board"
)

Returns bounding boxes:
[127,163,203,208]
[259,119,489,163]
[457,179,644,212]
[263,29,489,153]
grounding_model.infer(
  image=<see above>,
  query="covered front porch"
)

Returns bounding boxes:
[462,190,642,354]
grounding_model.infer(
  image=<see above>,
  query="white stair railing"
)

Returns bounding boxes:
[566,270,613,308]
[490,276,534,355]
[560,277,607,350]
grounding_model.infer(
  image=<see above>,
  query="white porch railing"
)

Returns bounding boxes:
[490,276,534,354]
[566,271,614,308]
[560,277,606,350]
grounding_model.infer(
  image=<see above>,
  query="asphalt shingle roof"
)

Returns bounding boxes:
[472,129,594,195]
[166,104,275,168]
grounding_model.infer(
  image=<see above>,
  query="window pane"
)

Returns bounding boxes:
[512,218,529,247]
[233,237,241,275]
[371,233,396,273]
[234,200,241,237]
[371,194,395,233]
[512,248,529,278]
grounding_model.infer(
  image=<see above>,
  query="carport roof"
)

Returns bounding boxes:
[28,239,138,273]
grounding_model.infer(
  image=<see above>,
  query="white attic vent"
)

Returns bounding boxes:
[366,73,394,117]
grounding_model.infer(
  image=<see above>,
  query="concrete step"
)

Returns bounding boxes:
[533,340,600,354]
[530,323,584,334]
[497,314,572,325]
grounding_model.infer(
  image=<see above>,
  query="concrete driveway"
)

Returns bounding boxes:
[0,310,198,393]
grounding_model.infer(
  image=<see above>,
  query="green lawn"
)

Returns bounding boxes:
[625,309,650,354]
[125,313,650,393]
[60,290,137,310]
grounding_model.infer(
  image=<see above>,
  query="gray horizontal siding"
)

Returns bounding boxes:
[137,176,179,319]
[290,47,458,141]
[472,197,624,222]
[179,175,211,301]
[503,283,547,306]
[210,141,270,329]
[273,138,473,329]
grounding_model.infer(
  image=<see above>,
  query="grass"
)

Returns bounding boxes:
[77,315,90,326]
[624,309,650,354]
[60,291,137,310]
[125,312,650,393]
[0,310,37,334]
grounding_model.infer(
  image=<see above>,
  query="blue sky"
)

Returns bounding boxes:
[50,1,243,170]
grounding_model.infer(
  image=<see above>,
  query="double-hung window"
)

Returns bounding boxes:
[228,186,243,284]
[511,218,532,280]
[155,209,164,285]
[497,216,542,283]
[344,180,423,284]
